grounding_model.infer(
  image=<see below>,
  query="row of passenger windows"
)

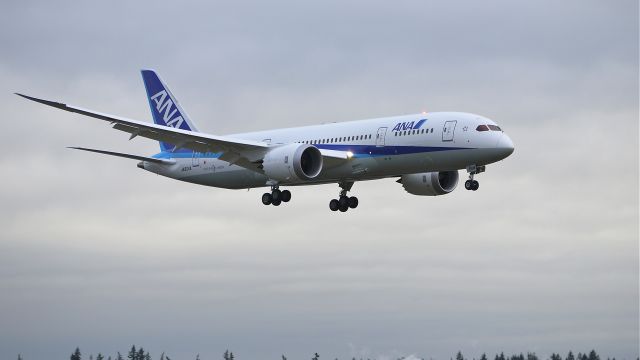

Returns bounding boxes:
[297,134,372,144]
[394,128,434,136]
[476,124,502,132]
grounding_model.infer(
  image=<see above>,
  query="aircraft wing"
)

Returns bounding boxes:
[16,93,269,161]
[16,93,353,172]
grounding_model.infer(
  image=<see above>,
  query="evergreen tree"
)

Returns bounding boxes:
[526,353,538,360]
[128,346,137,360]
[136,348,145,360]
[224,350,230,360]
[496,352,506,360]
[196,354,200,360]
[18,355,23,360]
[567,352,575,360]
[480,353,488,360]
[144,353,151,360]
[588,350,600,360]
[456,352,465,360]
[282,356,287,360]
[117,353,124,360]
[97,354,105,360]
[312,353,320,360]
[230,352,235,360]
[71,347,82,360]
[551,354,562,360]
[160,352,165,360]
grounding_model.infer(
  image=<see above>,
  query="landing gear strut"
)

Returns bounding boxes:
[464,165,485,191]
[329,181,359,212]
[261,185,291,206]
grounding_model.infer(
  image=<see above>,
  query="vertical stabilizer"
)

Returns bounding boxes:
[141,69,199,151]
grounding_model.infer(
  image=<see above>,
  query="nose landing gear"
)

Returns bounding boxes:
[465,165,485,191]
[329,181,358,212]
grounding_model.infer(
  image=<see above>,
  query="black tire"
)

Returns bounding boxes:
[272,198,282,206]
[338,196,349,208]
[261,193,272,205]
[271,189,282,202]
[329,199,339,211]
[339,203,349,212]
[348,196,359,209]
[281,189,291,202]
[465,180,472,190]
[471,180,479,191]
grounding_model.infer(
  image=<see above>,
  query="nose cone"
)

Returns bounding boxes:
[496,133,515,158]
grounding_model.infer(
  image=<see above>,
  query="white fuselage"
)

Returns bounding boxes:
[143,112,514,190]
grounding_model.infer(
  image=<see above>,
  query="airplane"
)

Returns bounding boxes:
[16,69,514,213]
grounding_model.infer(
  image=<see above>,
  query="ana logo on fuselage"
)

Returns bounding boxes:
[392,119,426,132]
[150,90,184,129]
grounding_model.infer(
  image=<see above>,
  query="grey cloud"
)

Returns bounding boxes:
[0,1,637,360]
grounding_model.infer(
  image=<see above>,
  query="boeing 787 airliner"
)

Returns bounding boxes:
[17,70,514,212]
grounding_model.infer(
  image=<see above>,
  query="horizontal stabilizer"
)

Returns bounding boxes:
[68,147,176,164]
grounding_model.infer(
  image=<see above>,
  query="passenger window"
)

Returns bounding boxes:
[476,125,489,132]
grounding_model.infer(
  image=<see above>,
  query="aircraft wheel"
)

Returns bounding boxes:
[281,190,291,202]
[261,193,272,205]
[271,189,282,202]
[339,203,349,212]
[338,195,349,208]
[329,199,339,211]
[465,180,472,190]
[471,180,479,191]
[272,198,282,206]
[348,196,359,209]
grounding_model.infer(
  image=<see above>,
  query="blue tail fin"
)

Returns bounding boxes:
[141,69,199,151]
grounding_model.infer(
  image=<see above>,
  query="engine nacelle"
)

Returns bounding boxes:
[400,171,459,196]
[262,143,323,182]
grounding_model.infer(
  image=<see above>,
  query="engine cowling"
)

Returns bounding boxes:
[400,171,459,196]
[262,143,323,182]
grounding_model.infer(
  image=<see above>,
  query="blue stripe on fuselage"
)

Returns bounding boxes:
[151,144,471,160]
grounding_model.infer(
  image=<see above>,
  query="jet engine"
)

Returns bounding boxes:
[262,143,323,182]
[399,171,459,196]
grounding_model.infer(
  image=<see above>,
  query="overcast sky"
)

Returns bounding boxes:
[1,1,638,359]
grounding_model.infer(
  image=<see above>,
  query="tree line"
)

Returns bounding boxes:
[12,348,639,360]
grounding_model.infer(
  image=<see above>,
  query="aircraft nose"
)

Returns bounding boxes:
[496,133,515,157]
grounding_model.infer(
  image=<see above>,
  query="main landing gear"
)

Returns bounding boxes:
[261,185,291,206]
[329,181,358,213]
[464,164,485,191]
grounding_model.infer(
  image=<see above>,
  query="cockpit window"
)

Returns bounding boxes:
[476,125,489,132]
[488,125,502,131]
